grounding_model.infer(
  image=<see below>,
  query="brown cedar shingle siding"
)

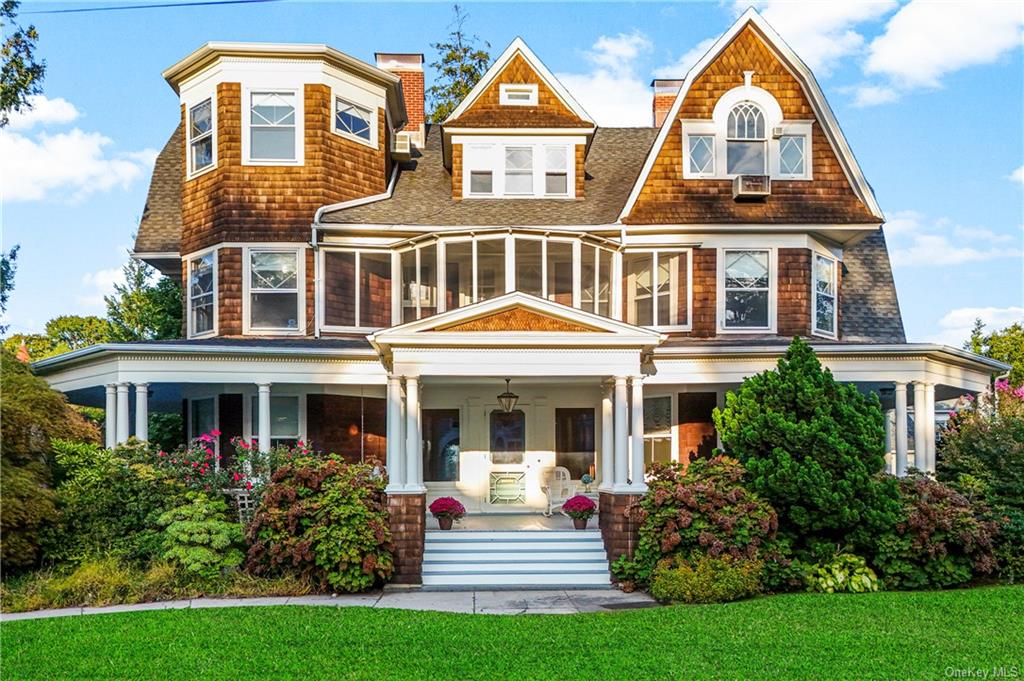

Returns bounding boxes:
[690,248,717,337]
[778,248,811,337]
[445,53,590,128]
[623,26,878,225]
[218,247,243,336]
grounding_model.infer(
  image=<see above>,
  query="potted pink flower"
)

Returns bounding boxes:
[428,496,466,530]
[562,495,597,530]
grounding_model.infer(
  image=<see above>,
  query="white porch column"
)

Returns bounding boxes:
[404,376,424,492]
[257,383,272,453]
[629,376,647,492]
[599,382,614,491]
[924,382,936,474]
[135,383,149,442]
[884,408,896,475]
[913,381,927,472]
[104,384,117,449]
[115,383,130,444]
[612,376,629,491]
[385,375,406,492]
[894,382,908,476]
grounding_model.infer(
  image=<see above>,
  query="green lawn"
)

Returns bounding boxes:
[2,587,1022,680]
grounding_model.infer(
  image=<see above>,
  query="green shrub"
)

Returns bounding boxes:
[650,555,762,604]
[245,460,393,592]
[158,494,244,581]
[713,338,901,558]
[612,456,779,590]
[875,475,999,589]
[148,411,185,452]
[805,553,881,593]
[42,558,137,608]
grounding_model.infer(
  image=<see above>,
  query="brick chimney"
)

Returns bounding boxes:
[651,78,683,127]
[376,53,425,147]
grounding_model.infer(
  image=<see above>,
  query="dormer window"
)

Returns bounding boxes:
[544,147,568,196]
[726,102,766,174]
[188,98,215,176]
[460,140,578,199]
[504,147,533,194]
[334,96,376,147]
[499,83,538,106]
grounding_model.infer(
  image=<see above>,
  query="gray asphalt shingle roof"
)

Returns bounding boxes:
[134,126,182,253]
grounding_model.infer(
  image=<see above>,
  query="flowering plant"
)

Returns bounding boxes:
[428,496,466,520]
[562,495,596,520]
[150,430,240,493]
[581,473,594,491]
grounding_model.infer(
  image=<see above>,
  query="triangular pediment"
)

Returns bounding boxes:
[436,307,600,333]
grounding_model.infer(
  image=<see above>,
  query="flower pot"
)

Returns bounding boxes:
[438,516,454,531]
[573,517,588,530]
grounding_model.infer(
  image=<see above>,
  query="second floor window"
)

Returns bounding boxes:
[335,97,373,144]
[188,252,215,336]
[722,249,771,330]
[189,98,214,174]
[322,249,392,330]
[505,147,533,194]
[623,250,689,329]
[726,102,766,175]
[250,91,297,162]
[249,250,300,332]
[814,254,837,336]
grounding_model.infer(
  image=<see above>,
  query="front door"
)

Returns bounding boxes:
[488,409,527,505]
[422,409,460,483]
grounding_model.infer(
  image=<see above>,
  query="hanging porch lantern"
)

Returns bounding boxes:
[497,378,519,413]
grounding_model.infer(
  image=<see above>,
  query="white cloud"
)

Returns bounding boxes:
[886,211,1022,266]
[6,95,81,130]
[1010,165,1024,184]
[652,37,716,79]
[849,84,899,107]
[555,31,654,126]
[864,0,1024,92]
[78,266,125,310]
[0,125,157,203]
[929,306,1024,346]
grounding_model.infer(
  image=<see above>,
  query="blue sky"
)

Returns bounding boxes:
[2,0,1022,345]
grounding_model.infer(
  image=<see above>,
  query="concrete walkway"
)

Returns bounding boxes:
[1,589,658,621]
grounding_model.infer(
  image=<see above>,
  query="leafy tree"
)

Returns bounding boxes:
[713,337,901,558]
[2,332,64,360]
[45,315,114,349]
[966,318,1024,387]
[1,244,18,333]
[1,0,45,127]
[105,258,182,341]
[426,4,490,122]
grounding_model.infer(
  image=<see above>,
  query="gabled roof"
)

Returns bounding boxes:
[619,7,884,223]
[442,37,595,128]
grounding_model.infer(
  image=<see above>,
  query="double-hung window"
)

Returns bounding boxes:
[250,395,300,448]
[722,249,772,330]
[726,102,766,174]
[188,252,215,336]
[248,250,300,332]
[544,146,569,196]
[188,98,214,175]
[249,91,297,162]
[813,254,837,336]
[504,147,533,194]
[335,97,374,145]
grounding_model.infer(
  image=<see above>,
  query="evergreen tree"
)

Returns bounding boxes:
[105,258,182,341]
[1,0,46,127]
[426,4,490,123]
[964,318,1024,387]
[713,337,900,557]
[0,244,17,333]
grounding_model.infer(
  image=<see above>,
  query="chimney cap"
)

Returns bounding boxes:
[375,53,424,70]
[651,78,684,92]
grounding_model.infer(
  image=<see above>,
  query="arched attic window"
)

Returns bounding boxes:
[726,101,766,175]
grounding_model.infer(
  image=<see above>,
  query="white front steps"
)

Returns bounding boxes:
[422,529,611,588]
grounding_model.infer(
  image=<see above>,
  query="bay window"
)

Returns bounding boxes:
[334,96,374,145]
[813,254,837,336]
[721,249,772,330]
[188,252,215,337]
[623,250,689,329]
[248,249,301,333]
[248,91,298,163]
[322,249,392,330]
[188,98,214,175]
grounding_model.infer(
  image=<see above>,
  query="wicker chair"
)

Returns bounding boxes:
[541,466,575,517]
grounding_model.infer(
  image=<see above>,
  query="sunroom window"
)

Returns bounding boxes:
[322,250,392,329]
[623,250,689,328]
[188,98,214,174]
[814,254,837,336]
[249,91,297,161]
[400,244,437,323]
[722,249,771,329]
[580,245,612,317]
[335,97,373,143]
[188,253,215,336]
[726,102,766,174]
[249,250,299,331]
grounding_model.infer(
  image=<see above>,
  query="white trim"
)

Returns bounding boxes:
[456,137,581,200]
[716,247,777,334]
[620,248,693,331]
[499,83,538,106]
[443,37,594,125]
[242,87,305,166]
[618,8,884,222]
[318,247,395,333]
[244,391,306,446]
[186,247,218,339]
[242,245,307,335]
[332,93,378,149]
[811,252,838,338]
[443,126,595,135]
[186,93,217,179]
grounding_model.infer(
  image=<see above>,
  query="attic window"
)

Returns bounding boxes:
[500,83,538,106]
[726,101,766,174]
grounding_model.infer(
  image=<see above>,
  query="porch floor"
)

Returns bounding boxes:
[445,513,593,531]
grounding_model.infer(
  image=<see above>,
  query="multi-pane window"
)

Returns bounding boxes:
[469,171,493,195]
[189,98,214,174]
[687,135,714,175]
[545,146,569,196]
[250,91,297,161]
[250,395,299,448]
[726,102,766,174]
[189,253,215,336]
[643,396,673,468]
[779,135,806,176]
[249,250,300,331]
[504,147,533,194]
[580,245,612,317]
[322,250,392,329]
[723,249,771,329]
[623,251,689,328]
[334,97,373,142]
[400,244,437,323]
[814,254,837,336]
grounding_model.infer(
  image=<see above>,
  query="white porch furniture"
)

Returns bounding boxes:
[541,466,576,517]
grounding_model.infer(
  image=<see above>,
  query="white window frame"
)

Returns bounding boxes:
[812,252,838,338]
[244,392,306,448]
[318,247,395,332]
[499,83,538,106]
[504,146,534,195]
[544,145,570,197]
[579,243,614,317]
[187,95,216,179]
[717,247,777,334]
[777,131,812,180]
[242,88,304,166]
[621,248,692,331]
[242,245,306,336]
[332,95,378,149]
[396,242,440,325]
[685,133,715,177]
[457,136,581,199]
[642,392,680,468]
[186,248,218,339]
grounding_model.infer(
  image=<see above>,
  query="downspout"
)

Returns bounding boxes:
[311,225,321,339]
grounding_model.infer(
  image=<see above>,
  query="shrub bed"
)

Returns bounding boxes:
[650,555,762,604]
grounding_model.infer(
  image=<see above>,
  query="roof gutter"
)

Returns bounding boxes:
[312,163,400,227]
